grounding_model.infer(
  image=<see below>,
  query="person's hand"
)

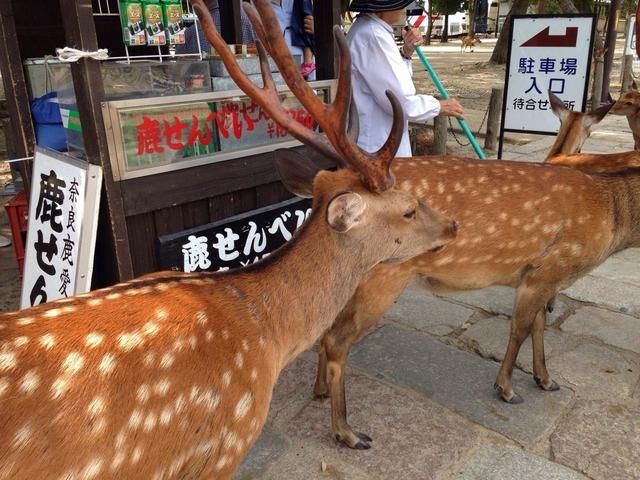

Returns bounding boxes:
[439,98,464,119]
[304,15,314,35]
[402,27,423,58]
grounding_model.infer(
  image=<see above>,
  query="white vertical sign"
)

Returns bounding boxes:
[504,15,595,134]
[20,148,102,309]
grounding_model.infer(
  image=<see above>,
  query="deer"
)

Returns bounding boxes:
[609,82,640,150]
[0,2,459,478]
[460,34,481,53]
[310,110,640,449]
[544,90,640,172]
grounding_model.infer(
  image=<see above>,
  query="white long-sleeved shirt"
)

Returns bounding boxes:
[347,13,440,157]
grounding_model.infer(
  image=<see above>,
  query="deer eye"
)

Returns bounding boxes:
[404,209,417,220]
[626,102,634,106]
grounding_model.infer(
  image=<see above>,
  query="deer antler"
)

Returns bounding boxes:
[192,0,404,192]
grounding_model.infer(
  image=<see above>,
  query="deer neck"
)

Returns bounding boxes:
[233,205,375,372]
[606,170,640,251]
[626,114,640,149]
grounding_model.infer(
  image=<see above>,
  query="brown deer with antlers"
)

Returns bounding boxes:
[312,106,640,448]
[0,2,458,478]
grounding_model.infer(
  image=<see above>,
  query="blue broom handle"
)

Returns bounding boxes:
[414,46,487,159]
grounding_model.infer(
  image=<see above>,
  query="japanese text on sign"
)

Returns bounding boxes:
[503,15,595,134]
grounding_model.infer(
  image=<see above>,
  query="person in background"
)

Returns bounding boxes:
[291,0,316,78]
[271,0,316,80]
[347,0,464,157]
[177,0,256,54]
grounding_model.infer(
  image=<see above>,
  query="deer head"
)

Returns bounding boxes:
[547,90,614,157]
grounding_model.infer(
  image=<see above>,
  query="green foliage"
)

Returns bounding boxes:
[431,0,465,14]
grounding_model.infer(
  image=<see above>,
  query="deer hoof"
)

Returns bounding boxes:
[535,376,560,392]
[494,383,524,404]
[336,432,372,450]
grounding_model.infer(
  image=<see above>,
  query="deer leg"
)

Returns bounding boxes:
[494,283,552,403]
[313,342,330,398]
[317,265,413,449]
[531,307,560,392]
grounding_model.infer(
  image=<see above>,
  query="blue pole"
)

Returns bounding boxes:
[414,46,487,159]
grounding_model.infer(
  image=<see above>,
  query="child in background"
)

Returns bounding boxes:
[291,0,315,78]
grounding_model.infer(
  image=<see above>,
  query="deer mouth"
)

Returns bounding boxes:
[429,244,446,253]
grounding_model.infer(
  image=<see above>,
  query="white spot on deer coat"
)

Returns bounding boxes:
[154,379,171,396]
[81,458,104,479]
[160,406,173,425]
[222,371,232,387]
[160,353,175,369]
[155,308,169,320]
[106,292,122,301]
[0,377,9,396]
[234,392,253,420]
[16,317,35,326]
[118,332,143,351]
[111,451,126,471]
[63,352,84,375]
[0,352,17,372]
[129,409,144,429]
[87,298,103,307]
[222,329,230,340]
[13,336,28,348]
[43,308,62,318]
[12,424,32,449]
[99,353,116,375]
[242,339,249,352]
[137,384,151,403]
[86,332,105,348]
[20,369,40,394]
[196,311,208,325]
[143,322,160,337]
[51,376,71,399]
[235,352,244,369]
[88,396,106,416]
[144,412,157,431]
[205,330,214,342]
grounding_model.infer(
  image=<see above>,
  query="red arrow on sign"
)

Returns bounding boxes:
[521,26,578,47]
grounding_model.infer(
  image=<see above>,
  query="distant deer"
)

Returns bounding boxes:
[609,82,640,150]
[461,34,481,53]
[312,110,640,448]
[0,2,458,478]
[545,90,640,172]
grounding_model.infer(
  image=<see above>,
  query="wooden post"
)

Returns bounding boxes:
[0,0,35,193]
[59,0,134,285]
[591,48,605,110]
[622,54,634,93]
[484,87,503,151]
[315,0,341,80]
[601,0,621,101]
[432,116,447,154]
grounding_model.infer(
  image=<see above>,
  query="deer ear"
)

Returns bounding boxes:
[585,101,614,127]
[548,90,569,122]
[274,149,321,198]
[327,192,367,233]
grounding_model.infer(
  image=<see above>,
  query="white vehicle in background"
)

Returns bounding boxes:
[431,11,468,38]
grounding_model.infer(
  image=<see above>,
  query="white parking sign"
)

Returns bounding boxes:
[502,15,595,134]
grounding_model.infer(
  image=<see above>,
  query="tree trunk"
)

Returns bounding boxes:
[489,0,530,64]
[468,0,477,36]
[425,1,434,44]
[441,13,449,42]
[556,0,578,13]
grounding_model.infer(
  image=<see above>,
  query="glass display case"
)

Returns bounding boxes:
[101,79,336,180]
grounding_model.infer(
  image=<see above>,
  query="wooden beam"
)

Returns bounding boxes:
[314,0,341,80]
[0,0,35,193]
[220,0,242,44]
[59,0,134,283]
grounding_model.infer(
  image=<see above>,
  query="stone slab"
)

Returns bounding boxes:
[452,444,588,480]
[588,255,640,288]
[385,284,476,336]
[562,275,640,317]
[282,371,485,480]
[551,400,640,480]
[561,306,640,354]
[547,343,640,400]
[460,316,577,374]
[445,286,568,324]
[350,325,574,446]
[235,427,290,480]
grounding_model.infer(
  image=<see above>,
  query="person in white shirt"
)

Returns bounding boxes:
[347,0,464,157]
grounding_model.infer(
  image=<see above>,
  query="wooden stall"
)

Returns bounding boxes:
[0,0,341,290]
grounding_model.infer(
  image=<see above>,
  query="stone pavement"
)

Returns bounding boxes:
[232,71,640,479]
